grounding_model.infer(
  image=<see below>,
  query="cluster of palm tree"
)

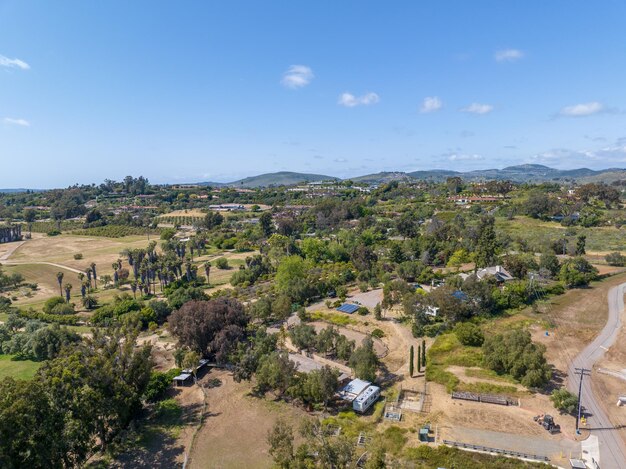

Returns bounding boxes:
[119,239,210,298]
[53,236,213,307]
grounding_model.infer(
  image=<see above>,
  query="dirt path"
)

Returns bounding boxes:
[4,260,84,274]
[0,240,25,261]
[446,366,525,391]
[567,282,626,468]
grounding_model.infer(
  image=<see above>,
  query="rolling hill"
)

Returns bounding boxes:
[226,171,338,188]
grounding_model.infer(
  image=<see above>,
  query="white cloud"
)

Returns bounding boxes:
[531,140,626,167]
[448,153,484,161]
[281,65,314,89]
[338,92,380,107]
[420,96,442,113]
[3,117,30,127]
[494,49,524,62]
[559,101,605,117]
[460,103,494,114]
[0,54,30,70]
[334,157,348,163]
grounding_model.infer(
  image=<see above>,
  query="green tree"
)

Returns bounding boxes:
[267,419,294,469]
[559,257,598,287]
[474,215,498,268]
[256,351,297,397]
[454,322,484,346]
[275,255,313,303]
[416,345,421,374]
[0,378,66,468]
[302,366,340,410]
[409,345,414,377]
[576,235,586,255]
[259,211,274,237]
[290,323,317,351]
[550,388,579,415]
[182,350,201,380]
[349,337,378,382]
[483,329,551,388]
[421,339,426,368]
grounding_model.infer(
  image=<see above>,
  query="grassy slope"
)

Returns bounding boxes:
[496,216,626,253]
[0,354,40,380]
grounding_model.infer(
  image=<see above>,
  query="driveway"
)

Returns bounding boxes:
[567,282,626,469]
[445,426,580,463]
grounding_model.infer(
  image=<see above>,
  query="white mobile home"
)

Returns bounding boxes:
[353,384,381,413]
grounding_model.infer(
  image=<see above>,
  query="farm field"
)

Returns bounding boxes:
[0,354,40,380]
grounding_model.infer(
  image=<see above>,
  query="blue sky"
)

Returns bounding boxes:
[1,1,626,188]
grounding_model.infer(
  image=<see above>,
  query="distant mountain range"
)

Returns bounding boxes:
[4,165,626,192]
[0,188,36,193]
[194,165,626,187]
[196,171,340,188]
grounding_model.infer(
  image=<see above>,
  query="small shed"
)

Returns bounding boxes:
[419,427,429,442]
[172,372,192,386]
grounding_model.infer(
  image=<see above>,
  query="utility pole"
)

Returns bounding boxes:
[574,367,591,434]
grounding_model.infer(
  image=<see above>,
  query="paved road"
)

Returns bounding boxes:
[567,282,626,469]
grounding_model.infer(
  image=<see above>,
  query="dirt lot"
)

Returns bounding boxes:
[188,370,308,469]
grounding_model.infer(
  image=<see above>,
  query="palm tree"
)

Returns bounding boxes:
[64,283,72,303]
[112,262,119,287]
[56,272,64,297]
[82,295,98,310]
[78,272,85,283]
[90,263,97,288]
[204,262,211,285]
[130,281,137,298]
[80,281,87,298]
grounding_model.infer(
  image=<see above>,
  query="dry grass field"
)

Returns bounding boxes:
[188,370,308,469]
[8,233,156,276]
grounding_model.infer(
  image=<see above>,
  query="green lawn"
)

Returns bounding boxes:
[0,354,41,380]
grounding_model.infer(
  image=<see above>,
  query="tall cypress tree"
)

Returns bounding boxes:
[409,345,414,377]
[417,346,421,373]
[421,339,426,368]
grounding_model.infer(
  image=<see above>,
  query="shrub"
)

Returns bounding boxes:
[144,369,181,402]
[43,296,67,314]
[371,328,385,339]
[605,252,626,267]
[50,303,76,315]
[46,230,61,236]
[160,228,176,240]
[454,322,484,346]
[215,257,229,269]
[357,306,369,316]
[73,253,83,260]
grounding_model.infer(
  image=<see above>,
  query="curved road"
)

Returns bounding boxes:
[567,283,626,469]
